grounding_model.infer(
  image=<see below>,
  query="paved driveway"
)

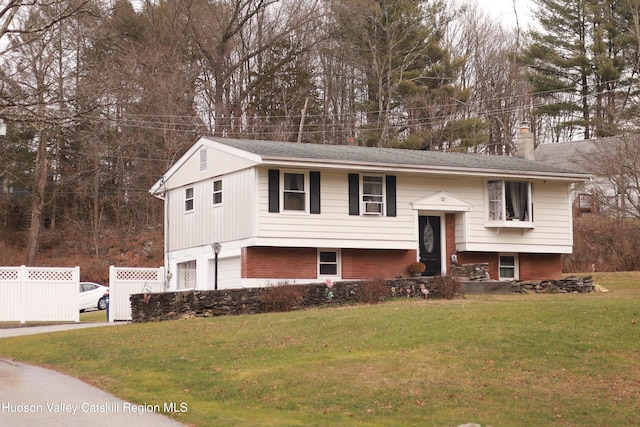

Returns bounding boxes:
[0,323,186,427]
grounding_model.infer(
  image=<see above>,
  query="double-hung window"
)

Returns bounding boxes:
[212,179,222,206]
[362,175,384,214]
[499,254,518,280]
[283,172,306,211]
[268,169,320,214]
[318,250,340,277]
[185,187,194,212]
[487,180,532,224]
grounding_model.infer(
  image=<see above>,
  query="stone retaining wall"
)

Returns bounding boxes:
[514,275,594,293]
[130,275,595,323]
[450,262,490,281]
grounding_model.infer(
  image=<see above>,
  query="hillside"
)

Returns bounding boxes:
[0,227,164,285]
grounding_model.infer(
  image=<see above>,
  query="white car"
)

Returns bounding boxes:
[79,282,109,312]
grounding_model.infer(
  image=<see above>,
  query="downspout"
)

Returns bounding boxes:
[163,178,172,289]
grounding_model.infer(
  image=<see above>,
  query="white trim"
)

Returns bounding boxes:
[361,174,385,216]
[416,212,448,276]
[317,249,342,279]
[281,170,309,213]
[483,179,533,227]
[239,237,416,250]
[411,192,472,212]
[259,159,589,182]
[459,242,573,254]
[498,253,519,280]
[212,178,223,207]
[184,186,194,213]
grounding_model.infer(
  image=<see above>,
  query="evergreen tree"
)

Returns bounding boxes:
[523,0,637,141]
[329,0,466,149]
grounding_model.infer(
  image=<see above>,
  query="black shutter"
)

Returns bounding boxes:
[348,173,360,215]
[310,171,321,214]
[268,169,279,212]
[386,175,396,217]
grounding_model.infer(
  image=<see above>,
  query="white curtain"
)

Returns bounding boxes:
[509,182,529,220]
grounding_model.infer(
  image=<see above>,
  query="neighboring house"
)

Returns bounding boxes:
[535,136,640,217]
[150,130,590,290]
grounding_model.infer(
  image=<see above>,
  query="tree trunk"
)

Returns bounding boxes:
[26,129,48,266]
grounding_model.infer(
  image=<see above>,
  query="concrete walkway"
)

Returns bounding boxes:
[0,323,187,426]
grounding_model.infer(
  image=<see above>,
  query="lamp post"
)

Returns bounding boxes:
[212,242,222,290]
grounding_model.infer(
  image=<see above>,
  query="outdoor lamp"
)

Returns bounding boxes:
[212,242,222,255]
[212,242,222,290]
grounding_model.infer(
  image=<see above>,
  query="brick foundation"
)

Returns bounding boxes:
[243,247,317,279]
[242,245,563,281]
[518,253,563,280]
[455,251,563,280]
[242,246,418,280]
[342,249,418,280]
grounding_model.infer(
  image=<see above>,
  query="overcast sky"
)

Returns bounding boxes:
[476,0,536,29]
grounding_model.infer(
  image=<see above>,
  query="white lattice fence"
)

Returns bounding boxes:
[109,266,165,321]
[0,266,79,323]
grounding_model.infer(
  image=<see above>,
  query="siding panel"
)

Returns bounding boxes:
[167,168,256,251]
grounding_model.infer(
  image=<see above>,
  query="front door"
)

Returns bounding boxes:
[419,216,441,276]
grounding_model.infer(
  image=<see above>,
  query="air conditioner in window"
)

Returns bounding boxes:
[364,202,383,214]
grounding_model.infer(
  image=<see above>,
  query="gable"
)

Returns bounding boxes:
[151,139,261,195]
[411,191,472,212]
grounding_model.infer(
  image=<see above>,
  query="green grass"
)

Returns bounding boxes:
[0,309,107,328]
[1,272,639,426]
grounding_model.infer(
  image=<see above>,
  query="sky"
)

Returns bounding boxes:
[476,0,536,29]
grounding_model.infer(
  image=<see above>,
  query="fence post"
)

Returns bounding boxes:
[73,266,80,322]
[108,265,115,323]
[19,265,26,324]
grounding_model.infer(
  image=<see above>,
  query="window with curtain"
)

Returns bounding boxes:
[487,180,532,222]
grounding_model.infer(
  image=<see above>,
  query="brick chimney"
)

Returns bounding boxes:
[517,121,534,160]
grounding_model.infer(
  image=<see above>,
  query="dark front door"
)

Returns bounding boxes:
[419,215,441,276]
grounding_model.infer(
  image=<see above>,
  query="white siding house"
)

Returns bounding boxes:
[151,135,591,290]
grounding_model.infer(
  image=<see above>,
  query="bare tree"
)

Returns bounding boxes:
[186,0,323,137]
[583,136,640,219]
[445,2,532,154]
[1,1,95,265]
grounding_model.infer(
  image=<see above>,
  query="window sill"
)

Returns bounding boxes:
[485,220,534,234]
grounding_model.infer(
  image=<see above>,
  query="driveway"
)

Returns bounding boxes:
[0,323,186,426]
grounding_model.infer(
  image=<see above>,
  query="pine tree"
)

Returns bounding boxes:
[523,0,636,141]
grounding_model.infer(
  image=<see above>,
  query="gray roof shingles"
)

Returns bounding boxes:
[207,137,587,177]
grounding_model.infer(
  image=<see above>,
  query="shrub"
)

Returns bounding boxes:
[566,215,640,272]
[356,277,390,304]
[407,261,426,274]
[429,275,462,299]
[258,282,305,312]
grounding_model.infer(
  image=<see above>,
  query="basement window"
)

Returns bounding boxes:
[318,250,340,277]
[499,254,518,280]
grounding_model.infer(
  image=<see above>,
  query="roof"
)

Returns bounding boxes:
[150,136,592,195]
[206,137,589,177]
[535,138,608,171]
